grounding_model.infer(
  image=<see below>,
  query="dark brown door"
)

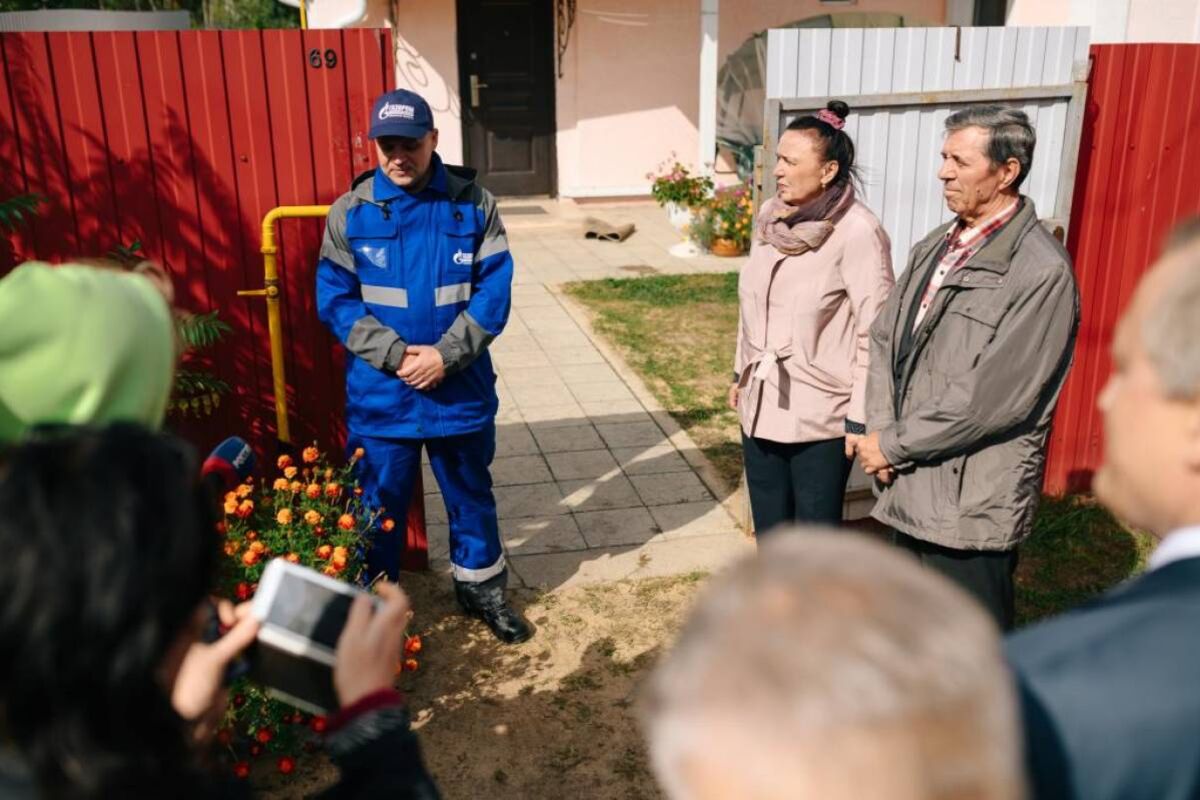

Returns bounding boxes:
[457,0,556,196]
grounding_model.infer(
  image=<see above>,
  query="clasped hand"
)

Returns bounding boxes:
[397,345,445,391]
[846,431,894,485]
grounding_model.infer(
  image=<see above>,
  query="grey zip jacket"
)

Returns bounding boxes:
[865,198,1080,551]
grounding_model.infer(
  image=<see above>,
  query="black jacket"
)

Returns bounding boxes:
[0,706,439,799]
[1006,556,1200,800]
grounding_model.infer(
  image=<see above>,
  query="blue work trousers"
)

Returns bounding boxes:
[349,423,504,584]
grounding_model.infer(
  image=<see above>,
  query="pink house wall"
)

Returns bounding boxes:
[555,0,702,196]
[555,0,946,197]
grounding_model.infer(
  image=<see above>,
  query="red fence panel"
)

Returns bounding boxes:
[0,28,393,459]
[1044,43,1200,494]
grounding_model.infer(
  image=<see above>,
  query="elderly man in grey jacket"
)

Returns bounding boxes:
[854,106,1080,630]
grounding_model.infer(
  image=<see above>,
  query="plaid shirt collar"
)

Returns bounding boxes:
[944,198,1021,256]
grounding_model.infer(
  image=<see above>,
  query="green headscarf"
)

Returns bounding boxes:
[0,261,176,442]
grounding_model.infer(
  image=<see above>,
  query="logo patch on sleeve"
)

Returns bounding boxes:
[358,245,388,268]
[452,250,474,266]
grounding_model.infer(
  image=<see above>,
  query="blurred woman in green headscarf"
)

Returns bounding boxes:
[0,260,176,442]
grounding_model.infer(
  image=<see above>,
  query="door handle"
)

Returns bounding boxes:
[469,74,489,108]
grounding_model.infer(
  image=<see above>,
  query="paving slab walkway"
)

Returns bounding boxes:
[425,200,753,591]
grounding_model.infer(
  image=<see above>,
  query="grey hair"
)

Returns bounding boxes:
[945,105,1036,189]
[641,530,1022,800]
[1144,220,1200,398]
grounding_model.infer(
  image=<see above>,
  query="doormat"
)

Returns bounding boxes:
[499,205,549,215]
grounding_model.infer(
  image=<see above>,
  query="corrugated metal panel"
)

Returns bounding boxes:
[765,26,1091,272]
[0,29,393,456]
[1043,43,1200,494]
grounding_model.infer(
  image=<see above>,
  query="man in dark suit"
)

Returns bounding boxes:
[1006,223,1200,800]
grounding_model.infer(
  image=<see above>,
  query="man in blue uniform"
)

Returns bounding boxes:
[317,88,531,644]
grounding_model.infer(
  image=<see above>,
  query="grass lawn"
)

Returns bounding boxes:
[564,272,1154,624]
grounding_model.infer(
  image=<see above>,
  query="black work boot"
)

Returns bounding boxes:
[454,569,534,644]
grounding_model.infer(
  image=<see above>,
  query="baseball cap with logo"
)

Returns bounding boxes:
[369,89,434,140]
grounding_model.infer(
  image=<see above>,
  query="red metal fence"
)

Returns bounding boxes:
[0,28,392,455]
[1043,43,1200,494]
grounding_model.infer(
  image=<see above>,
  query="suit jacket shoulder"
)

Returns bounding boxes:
[1006,558,1200,800]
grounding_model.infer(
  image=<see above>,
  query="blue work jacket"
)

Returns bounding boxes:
[316,156,513,439]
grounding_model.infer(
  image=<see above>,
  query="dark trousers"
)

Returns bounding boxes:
[742,434,852,535]
[892,530,1020,631]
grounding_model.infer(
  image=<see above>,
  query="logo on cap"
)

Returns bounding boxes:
[378,103,416,121]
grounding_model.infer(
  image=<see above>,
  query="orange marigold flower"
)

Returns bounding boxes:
[249,541,266,554]
[235,483,253,499]
[224,541,239,557]
[289,480,303,493]
[276,509,293,525]
[302,446,320,464]
[241,549,260,567]
[223,499,239,516]
[404,635,422,655]
[330,558,347,573]
[225,490,238,504]
[354,487,364,497]
[404,658,419,672]
[277,454,293,470]
[316,544,333,560]
[324,468,334,480]
[305,483,321,500]
[283,466,298,480]
[337,514,356,531]
[235,499,254,519]
[322,565,338,577]
[352,447,365,460]
[246,530,258,541]
[273,478,289,491]
[304,509,322,526]
[324,483,341,498]
[285,552,300,564]
[380,517,396,533]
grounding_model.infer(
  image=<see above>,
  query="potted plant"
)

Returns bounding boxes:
[691,183,754,256]
[647,155,714,234]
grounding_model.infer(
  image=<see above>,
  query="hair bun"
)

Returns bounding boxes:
[827,100,850,120]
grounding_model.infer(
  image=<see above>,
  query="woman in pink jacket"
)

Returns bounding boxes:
[730,100,894,535]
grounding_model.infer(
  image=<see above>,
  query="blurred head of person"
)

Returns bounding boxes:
[1094,220,1200,537]
[0,424,218,797]
[0,261,176,444]
[641,530,1023,800]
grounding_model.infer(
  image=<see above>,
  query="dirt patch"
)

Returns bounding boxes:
[256,569,708,799]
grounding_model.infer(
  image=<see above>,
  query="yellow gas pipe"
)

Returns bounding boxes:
[238,205,330,444]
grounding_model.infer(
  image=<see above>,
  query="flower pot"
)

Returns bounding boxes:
[664,201,694,234]
[710,237,745,257]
